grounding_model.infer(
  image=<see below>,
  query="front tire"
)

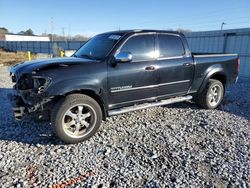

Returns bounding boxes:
[51,94,102,144]
[195,79,224,109]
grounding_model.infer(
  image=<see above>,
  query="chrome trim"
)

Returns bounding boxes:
[108,91,186,108]
[110,80,190,93]
[187,90,197,94]
[108,95,192,116]
[114,51,132,62]
[157,55,186,61]
[108,96,158,108]
[193,53,237,57]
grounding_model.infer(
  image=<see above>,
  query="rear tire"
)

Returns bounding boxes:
[51,94,102,144]
[195,79,224,109]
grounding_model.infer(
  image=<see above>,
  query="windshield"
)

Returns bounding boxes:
[73,33,122,60]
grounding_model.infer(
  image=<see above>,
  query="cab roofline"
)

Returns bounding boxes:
[100,29,183,36]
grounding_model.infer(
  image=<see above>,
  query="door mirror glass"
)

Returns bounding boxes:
[114,52,132,63]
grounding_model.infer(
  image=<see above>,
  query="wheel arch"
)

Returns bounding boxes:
[199,66,227,93]
[53,89,107,120]
[210,73,227,87]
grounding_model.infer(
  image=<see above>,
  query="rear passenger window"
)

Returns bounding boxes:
[120,34,155,62]
[158,34,185,58]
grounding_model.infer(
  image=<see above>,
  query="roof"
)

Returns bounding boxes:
[101,29,182,36]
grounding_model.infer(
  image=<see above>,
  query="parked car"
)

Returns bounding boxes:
[9,30,240,143]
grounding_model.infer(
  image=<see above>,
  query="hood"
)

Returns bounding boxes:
[10,57,98,78]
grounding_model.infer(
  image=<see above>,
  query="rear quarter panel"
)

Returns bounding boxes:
[190,54,238,92]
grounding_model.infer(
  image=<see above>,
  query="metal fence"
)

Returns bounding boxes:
[0,28,250,77]
[185,28,250,78]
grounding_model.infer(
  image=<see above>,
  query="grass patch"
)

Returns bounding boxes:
[0,49,37,66]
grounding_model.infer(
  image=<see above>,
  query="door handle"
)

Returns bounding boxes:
[183,63,192,67]
[145,66,156,71]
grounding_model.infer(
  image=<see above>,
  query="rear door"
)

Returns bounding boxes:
[156,34,194,98]
[107,33,158,108]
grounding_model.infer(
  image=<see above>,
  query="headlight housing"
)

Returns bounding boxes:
[32,76,51,93]
[16,74,51,93]
[17,74,33,90]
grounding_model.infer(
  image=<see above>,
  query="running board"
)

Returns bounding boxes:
[108,95,192,116]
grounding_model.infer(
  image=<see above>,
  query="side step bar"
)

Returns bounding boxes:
[108,95,192,116]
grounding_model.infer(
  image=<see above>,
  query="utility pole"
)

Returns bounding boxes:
[50,17,55,55]
[50,17,54,42]
[221,22,226,30]
[68,24,71,41]
[62,27,66,41]
[62,27,65,37]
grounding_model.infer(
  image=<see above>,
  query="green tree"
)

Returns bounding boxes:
[0,27,8,34]
[18,29,34,35]
[177,28,192,33]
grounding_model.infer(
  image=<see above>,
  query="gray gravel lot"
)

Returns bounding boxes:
[0,66,249,187]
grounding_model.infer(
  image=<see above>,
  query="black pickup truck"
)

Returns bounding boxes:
[9,30,240,143]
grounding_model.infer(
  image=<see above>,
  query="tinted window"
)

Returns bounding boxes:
[120,35,155,61]
[159,34,185,57]
[74,33,122,60]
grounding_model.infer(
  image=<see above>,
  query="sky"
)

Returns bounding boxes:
[0,0,249,36]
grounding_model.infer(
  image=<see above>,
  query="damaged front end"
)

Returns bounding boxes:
[9,71,54,121]
[8,57,93,121]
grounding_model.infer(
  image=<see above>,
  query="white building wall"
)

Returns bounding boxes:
[5,34,50,41]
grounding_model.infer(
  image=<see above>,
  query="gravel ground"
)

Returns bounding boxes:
[0,66,249,188]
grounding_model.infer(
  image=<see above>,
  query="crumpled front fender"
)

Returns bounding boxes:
[46,78,102,96]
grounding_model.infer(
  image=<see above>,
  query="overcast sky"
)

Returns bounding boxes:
[0,0,249,36]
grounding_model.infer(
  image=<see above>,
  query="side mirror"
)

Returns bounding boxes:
[114,52,132,63]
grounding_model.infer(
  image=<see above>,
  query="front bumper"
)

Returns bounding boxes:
[8,91,53,121]
[8,93,26,121]
[9,70,54,121]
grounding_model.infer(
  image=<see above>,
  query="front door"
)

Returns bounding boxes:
[107,34,158,109]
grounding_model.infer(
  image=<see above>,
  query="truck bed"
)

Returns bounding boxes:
[189,53,239,93]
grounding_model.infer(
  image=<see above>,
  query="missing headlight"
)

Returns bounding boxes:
[32,76,51,93]
[17,74,33,90]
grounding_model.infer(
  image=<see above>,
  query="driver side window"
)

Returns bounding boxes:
[119,34,155,62]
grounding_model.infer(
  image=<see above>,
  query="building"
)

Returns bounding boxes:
[3,34,50,41]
